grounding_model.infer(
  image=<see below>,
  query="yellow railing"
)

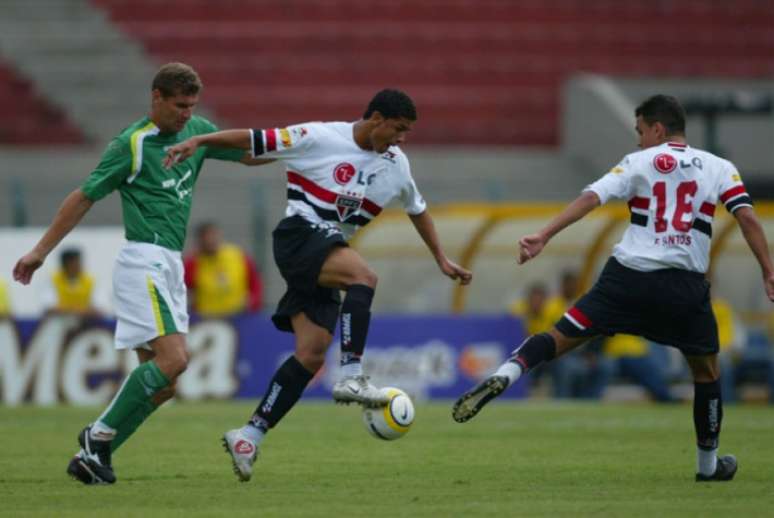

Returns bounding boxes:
[351,202,774,313]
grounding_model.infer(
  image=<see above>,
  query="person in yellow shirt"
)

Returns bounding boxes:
[0,278,11,317]
[601,334,675,402]
[713,296,745,402]
[509,282,552,336]
[184,222,263,318]
[47,248,98,316]
[511,271,606,398]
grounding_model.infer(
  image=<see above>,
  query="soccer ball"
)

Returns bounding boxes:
[362,387,415,440]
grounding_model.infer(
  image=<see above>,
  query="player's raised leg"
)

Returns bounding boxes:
[686,354,737,482]
[318,246,387,407]
[223,313,325,481]
[452,329,586,423]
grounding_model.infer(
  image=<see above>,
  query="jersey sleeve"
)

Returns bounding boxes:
[717,161,753,214]
[80,138,132,201]
[199,119,248,162]
[249,123,315,160]
[397,154,427,215]
[583,155,635,204]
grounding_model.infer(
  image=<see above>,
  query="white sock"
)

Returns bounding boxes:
[241,424,266,446]
[90,421,116,440]
[697,448,718,476]
[495,361,523,387]
[340,361,363,378]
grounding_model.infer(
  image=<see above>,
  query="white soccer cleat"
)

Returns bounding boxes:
[222,429,258,482]
[332,375,389,408]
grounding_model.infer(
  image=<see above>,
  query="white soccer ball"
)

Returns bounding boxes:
[362,387,415,441]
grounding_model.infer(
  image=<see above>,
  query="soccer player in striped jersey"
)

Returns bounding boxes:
[453,94,774,482]
[165,89,472,481]
[13,63,271,485]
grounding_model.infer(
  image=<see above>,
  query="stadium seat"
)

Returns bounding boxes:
[0,60,86,145]
[91,0,774,146]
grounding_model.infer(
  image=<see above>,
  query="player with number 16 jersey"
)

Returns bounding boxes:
[453,94,774,484]
[591,138,752,274]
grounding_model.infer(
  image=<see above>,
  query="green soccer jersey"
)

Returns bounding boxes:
[81,115,244,251]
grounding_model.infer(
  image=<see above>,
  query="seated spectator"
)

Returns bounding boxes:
[509,282,552,336]
[511,271,607,398]
[713,296,747,403]
[0,278,10,317]
[44,248,98,317]
[600,334,676,402]
[184,222,263,318]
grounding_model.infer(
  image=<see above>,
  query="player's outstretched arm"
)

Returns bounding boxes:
[734,206,774,301]
[518,190,600,265]
[164,129,252,168]
[13,189,94,285]
[409,210,472,285]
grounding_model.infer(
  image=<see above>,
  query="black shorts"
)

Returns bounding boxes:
[556,257,719,356]
[271,215,347,335]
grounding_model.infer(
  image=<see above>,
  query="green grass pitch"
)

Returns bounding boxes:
[2,401,773,517]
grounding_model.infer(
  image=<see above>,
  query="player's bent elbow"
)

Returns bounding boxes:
[733,206,756,225]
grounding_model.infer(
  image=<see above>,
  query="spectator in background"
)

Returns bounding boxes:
[599,334,675,402]
[511,271,607,398]
[712,296,746,403]
[184,221,262,317]
[509,282,552,335]
[544,270,580,324]
[45,248,98,317]
[0,278,10,317]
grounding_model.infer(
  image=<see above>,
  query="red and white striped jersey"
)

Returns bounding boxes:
[585,141,753,273]
[249,121,426,240]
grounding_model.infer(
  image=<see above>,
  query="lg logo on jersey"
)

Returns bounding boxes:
[333,163,356,185]
[653,154,677,174]
[653,154,703,174]
[333,162,376,186]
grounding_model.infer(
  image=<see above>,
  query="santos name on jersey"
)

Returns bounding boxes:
[586,141,753,274]
[249,122,426,240]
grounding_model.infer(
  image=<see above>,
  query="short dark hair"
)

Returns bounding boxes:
[60,248,81,267]
[152,62,203,98]
[196,221,218,238]
[363,89,417,121]
[635,94,686,136]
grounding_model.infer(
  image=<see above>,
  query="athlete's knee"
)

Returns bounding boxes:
[152,381,177,406]
[295,335,331,373]
[155,345,189,380]
[348,266,377,289]
[686,354,720,383]
[548,328,584,357]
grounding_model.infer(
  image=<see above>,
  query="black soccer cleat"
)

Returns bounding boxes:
[695,455,738,482]
[451,375,509,423]
[69,426,116,485]
[67,454,103,485]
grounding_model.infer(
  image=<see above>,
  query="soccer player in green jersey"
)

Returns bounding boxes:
[12,62,269,485]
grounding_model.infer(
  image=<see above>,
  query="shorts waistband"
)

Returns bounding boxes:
[607,257,706,281]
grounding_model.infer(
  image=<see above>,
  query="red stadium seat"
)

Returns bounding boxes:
[91,0,774,146]
[0,60,86,146]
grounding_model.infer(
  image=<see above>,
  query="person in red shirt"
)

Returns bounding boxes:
[184,222,262,317]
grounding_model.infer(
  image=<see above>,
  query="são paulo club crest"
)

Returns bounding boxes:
[335,193,362,221]
[333,162,356,185]
[653,153,677,174]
